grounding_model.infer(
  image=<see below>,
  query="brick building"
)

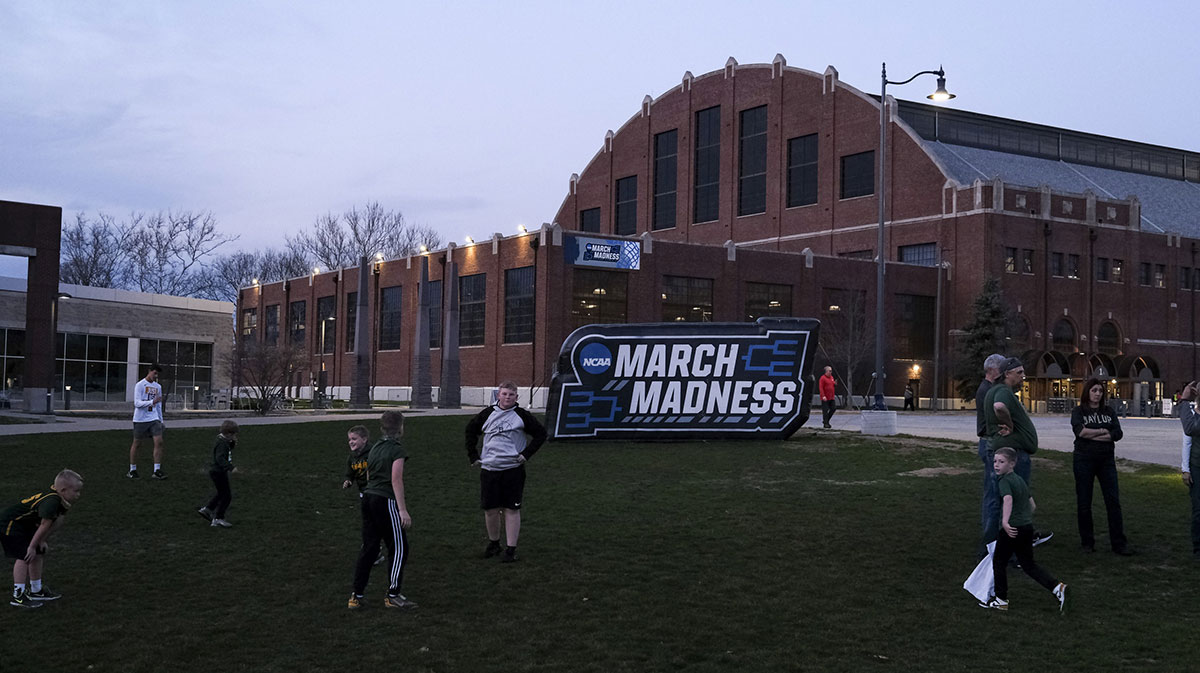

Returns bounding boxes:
[239,56,1200,411]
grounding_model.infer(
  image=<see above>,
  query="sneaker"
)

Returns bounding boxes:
[127,469,139,479]
[198,507,213,522]
[384,594,418,609]
[10,590,42,608]
[1032,530,1054,547]
[347,594,362,610]
[1053,582,1068,613]
[211,518,233,528]
[27,586,61,601]
[482,540,502,559]
[978,596,1009,611]
[374,550,389,566]
[151,470,168,480]
[501,548,519,564]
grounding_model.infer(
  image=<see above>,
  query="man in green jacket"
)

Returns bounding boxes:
[984,357,1052,547]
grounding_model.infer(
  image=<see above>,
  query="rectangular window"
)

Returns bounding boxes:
[1067,254,1080,279]
[693,106,721,223]
[1022,249,1034,274]
[737,105,767,216]
[571,269,628,329]
[241,308,258,341]
[1139,262,1152,286]
[579,207,601,233]
[1181,266,1193,291]
[745,282,791,321]
[1155,264,1167,288]
[662,275,714,322]
[1112,259,1124,284]
[839,150,874,199]
[653,130,678,230]
[614,176,637,236]
[504,266,536,344]
[1051,252,1064,277]
[838,250,874,260]
[379,286,403,350]
[894,294,936,359]
[427,280,443,348]
[265,305,280,345]
[288,300,306,347]
[787,134,818,208]
[1004,247,1017,274]
[316,295,336,354]
[459,273,487,346]
[1096,257,1109,282]
[899,243,937,267]
[345,292,357,350]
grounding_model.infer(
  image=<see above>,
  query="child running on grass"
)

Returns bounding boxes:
[342,425,385,566]
[981,447,1068,612]
[198,420,238,528]
[2,469,84,609]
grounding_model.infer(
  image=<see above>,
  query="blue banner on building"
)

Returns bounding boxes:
[546,318,818,440]
[563,235,641,270]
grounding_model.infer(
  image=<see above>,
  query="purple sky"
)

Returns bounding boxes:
[3,1,1198,279]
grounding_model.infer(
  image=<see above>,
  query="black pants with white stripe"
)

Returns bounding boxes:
[353,493,408,596]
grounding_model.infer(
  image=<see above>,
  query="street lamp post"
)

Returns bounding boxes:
[873,63,954,410]
[319,316,335,406]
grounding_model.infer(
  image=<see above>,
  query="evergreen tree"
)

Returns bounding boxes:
[953,277,1011,401]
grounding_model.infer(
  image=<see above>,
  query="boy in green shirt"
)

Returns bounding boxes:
[980,447,1067,612]
[2,469,84,608]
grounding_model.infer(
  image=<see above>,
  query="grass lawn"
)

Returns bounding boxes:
[2,417,1197,672]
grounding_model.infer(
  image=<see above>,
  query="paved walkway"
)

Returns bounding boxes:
[1,406,1189,470]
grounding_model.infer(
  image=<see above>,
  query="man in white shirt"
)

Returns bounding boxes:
[129,364,167,479]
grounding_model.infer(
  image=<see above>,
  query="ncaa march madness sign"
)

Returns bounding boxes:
[546,318,819,440]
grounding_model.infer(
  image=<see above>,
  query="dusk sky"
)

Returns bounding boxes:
[3,1,1197,280]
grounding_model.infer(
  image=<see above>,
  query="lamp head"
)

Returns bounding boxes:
[927,70,955,101]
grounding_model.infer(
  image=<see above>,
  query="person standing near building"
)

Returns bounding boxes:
[985,357,1052,546]
[975,353,1006,557]
[1070,378,1132,555]
[819,366,837,429]
[465,381,547,564]
[129,364,166,479]
[348,411,414,610]
[903,384,916,411]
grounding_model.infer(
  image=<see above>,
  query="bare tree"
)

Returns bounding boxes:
[59,213,134,287]
[199,247,314,304]
[230,339,305,414]
[819,288,875,408]
[289,201,442,270]
[124,211,238,296]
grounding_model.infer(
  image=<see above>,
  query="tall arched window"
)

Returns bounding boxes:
[1052,319,1076,352]
[1007,316,1031,354]
[1097,322,1121,356]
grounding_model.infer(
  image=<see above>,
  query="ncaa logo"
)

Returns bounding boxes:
[579,342,612,375]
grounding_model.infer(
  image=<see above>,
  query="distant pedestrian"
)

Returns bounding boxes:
[129,364,167,479]
[903,384,916,411]
[198,420,238,528]
[1070,378,1132,555]
[819,366,837,428]
[979,448,1068,613]
[975,353,1005,557]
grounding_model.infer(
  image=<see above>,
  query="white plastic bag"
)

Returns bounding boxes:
[963,541,996,602]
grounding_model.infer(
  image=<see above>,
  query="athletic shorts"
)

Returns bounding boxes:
[0,533,35,560]
[480,465,526,510]
[133,420,164,439]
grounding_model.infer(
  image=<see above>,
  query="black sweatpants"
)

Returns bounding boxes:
[206,470,232,518]
[352,493,409,596]
[992,523,1059,601]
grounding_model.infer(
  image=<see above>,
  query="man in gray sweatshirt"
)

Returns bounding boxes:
[465,381,547,563]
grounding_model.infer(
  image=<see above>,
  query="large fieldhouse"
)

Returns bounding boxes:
[0,409,1186,470]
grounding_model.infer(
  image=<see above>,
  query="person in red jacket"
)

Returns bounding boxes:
[819,366,837,429]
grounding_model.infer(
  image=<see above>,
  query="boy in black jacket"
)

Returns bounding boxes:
[465,381,547,563]
[198,420,238,528]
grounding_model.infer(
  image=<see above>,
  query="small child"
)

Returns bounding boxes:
[981,446,1068,612]
[342,425,371,492]
[198,420,238,528]
[1,469,84,608]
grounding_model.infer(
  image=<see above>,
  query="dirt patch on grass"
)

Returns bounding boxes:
[898,466,970,478]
